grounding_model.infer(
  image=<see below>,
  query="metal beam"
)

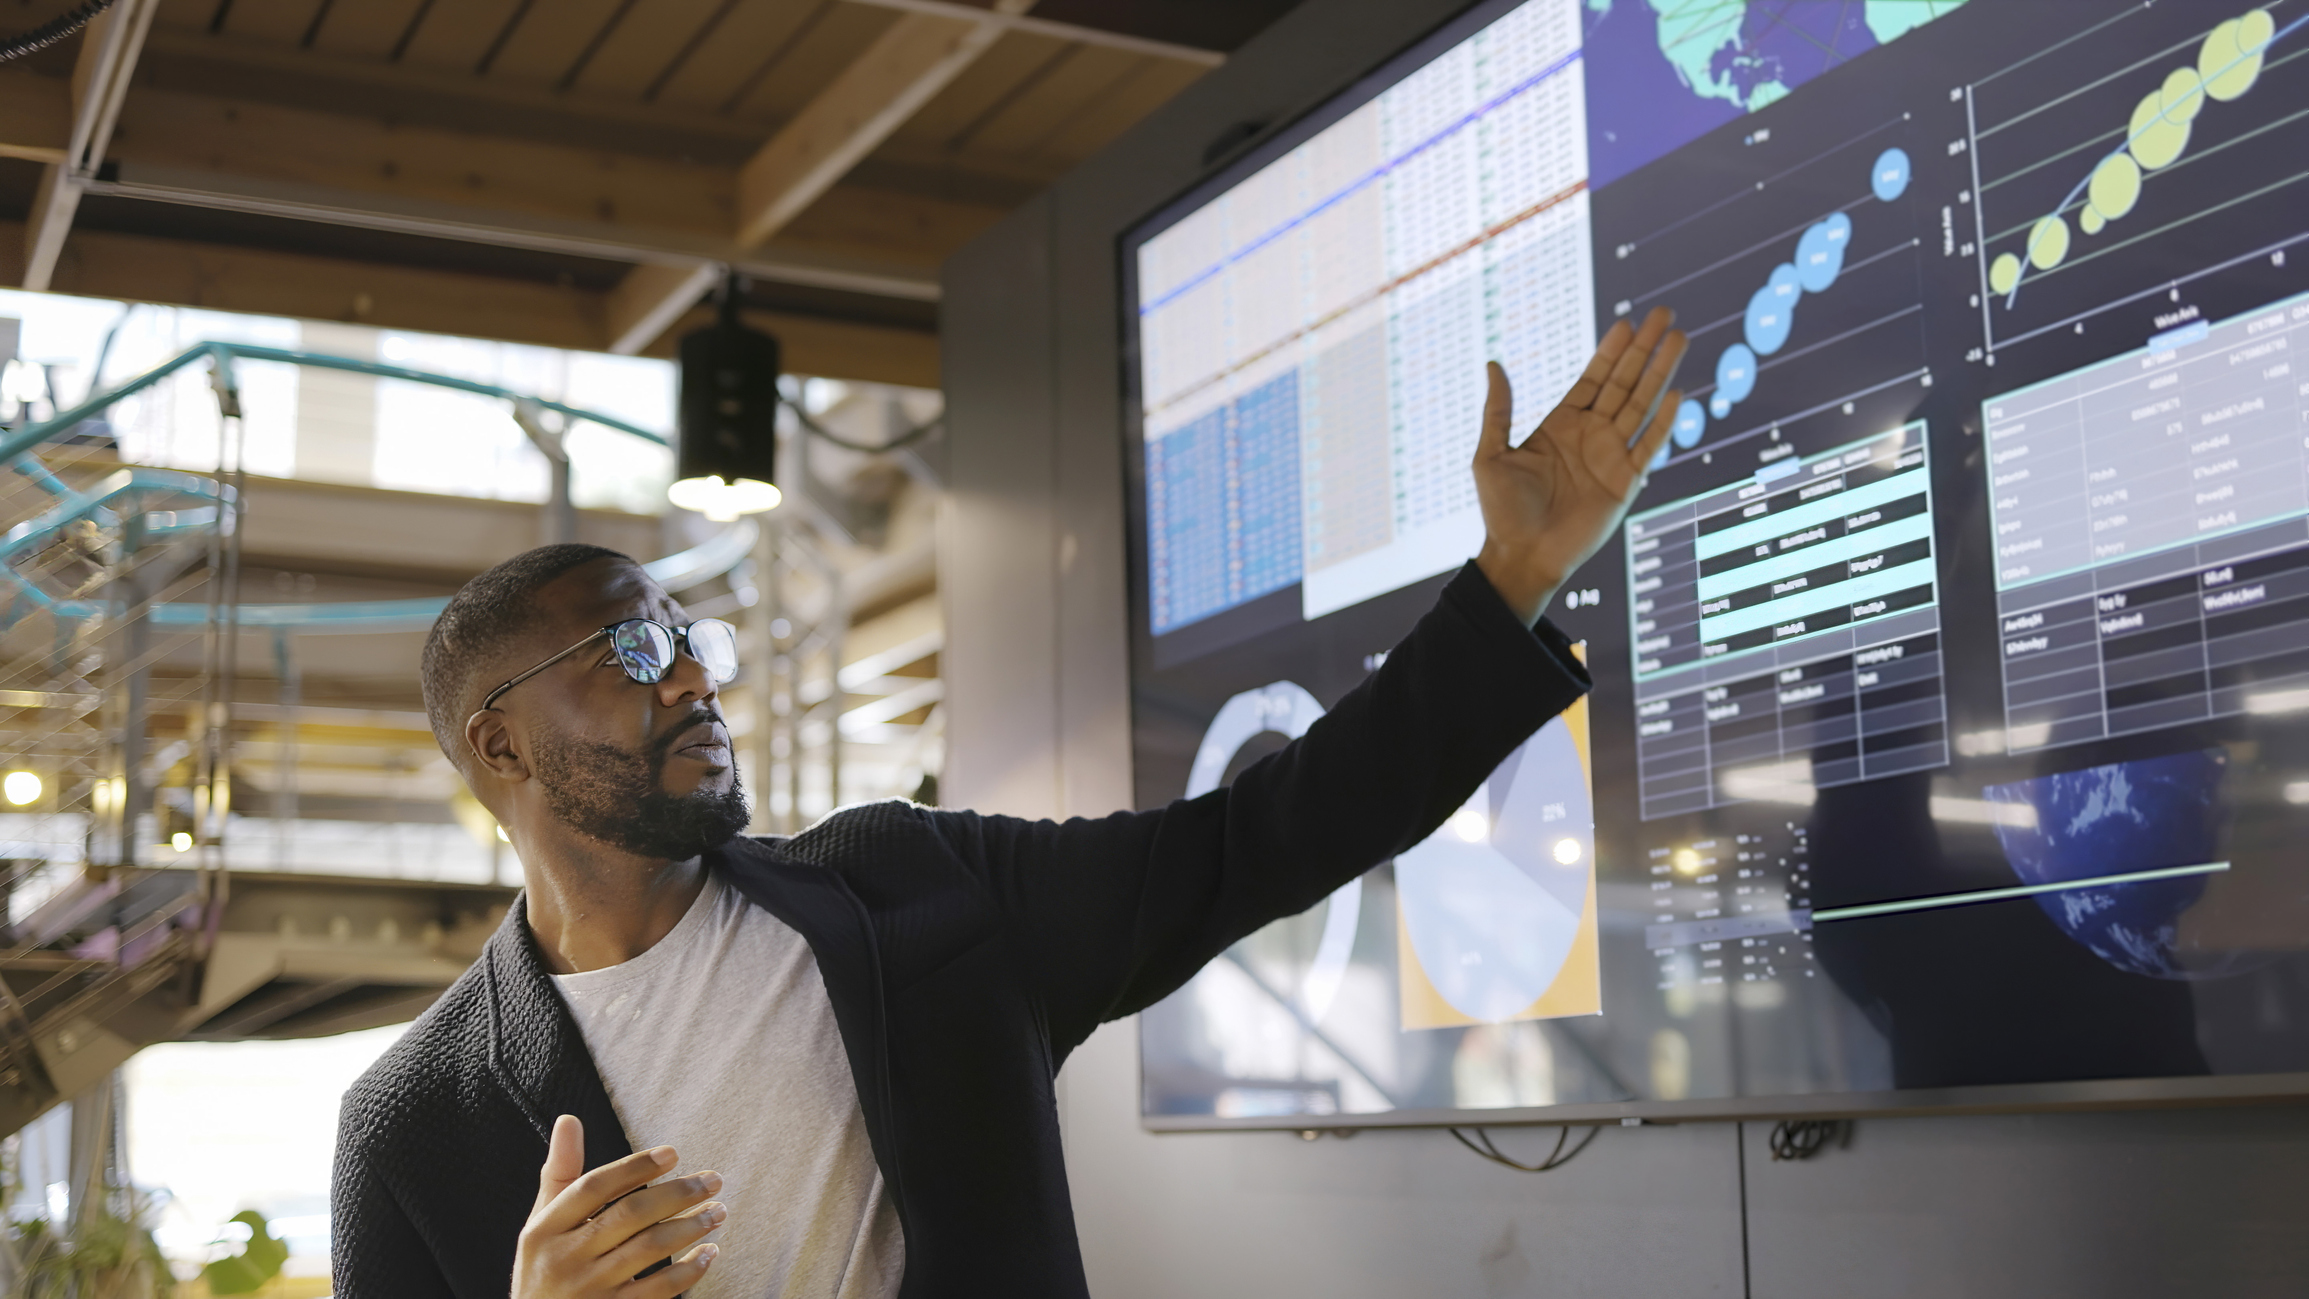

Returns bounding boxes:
[22,0,156,290]
[842,0,1227,66]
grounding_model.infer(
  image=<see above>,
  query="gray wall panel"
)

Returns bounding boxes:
[940,0,2309,1292]
[941,192,1061,820]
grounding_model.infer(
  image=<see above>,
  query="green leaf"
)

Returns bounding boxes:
[202,1210,289,1295]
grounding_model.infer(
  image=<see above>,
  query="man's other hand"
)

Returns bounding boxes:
[513,1115,724,1297]
[1473,305,1688,624]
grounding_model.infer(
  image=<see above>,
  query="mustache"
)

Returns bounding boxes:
[648,706,726,760]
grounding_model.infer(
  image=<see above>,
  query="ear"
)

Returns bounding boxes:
[465,709,533,784]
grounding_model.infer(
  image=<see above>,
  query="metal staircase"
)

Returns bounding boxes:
[0,342,752,1143]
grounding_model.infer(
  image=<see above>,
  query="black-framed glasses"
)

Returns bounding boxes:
[480,618,739,713]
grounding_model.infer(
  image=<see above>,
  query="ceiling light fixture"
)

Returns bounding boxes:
[670,272,784,523]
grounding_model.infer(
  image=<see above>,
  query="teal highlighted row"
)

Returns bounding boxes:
[1696,510,1932,602]
[1693,466,1922,563]
[1698,557,1935,642]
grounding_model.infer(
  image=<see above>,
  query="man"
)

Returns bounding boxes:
[331,310,1686,1298]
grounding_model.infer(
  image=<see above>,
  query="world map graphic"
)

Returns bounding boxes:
[1583,0,1969,188]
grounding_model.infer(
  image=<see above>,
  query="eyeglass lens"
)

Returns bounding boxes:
[608,619,739,685]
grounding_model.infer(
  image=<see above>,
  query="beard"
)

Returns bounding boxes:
[529,713,750,860]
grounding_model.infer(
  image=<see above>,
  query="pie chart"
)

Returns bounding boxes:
[1395,705,1595,1024]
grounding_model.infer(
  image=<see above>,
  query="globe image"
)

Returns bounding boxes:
[1983,748,2228,979]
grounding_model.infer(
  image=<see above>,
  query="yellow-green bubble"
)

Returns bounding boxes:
[2088,151,2142,221]
[2128,89,2190,169]
[2029,216,2071,270]
[2200,11,2273,101]
[1990,253,2021,296]
[2081,207,2106,236]
[2160,66,2206,123]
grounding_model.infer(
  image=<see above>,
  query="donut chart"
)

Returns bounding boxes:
[1187,682,1361,1027]
[1395,685,1599,1027]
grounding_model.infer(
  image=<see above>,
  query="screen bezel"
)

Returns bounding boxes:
[1114,0,2309,1133]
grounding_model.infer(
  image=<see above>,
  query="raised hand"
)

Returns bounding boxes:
[1473,305,1688,624]
[513,1115,724,1298]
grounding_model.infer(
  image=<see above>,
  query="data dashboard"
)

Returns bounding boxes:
[1126,0,2309,1129]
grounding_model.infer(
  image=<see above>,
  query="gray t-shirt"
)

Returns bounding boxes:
[550,875,903,1298]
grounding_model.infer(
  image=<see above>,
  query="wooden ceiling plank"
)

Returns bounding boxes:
[308,0,432,61]
[721,2,893,121]
[1029,53,1206,167]
[646,0,825,117]
[733,2,1028,248]
[569,0,732,99]
[218,0,326,46]
[842,0,1224,66]
[0,70,72,165]
[602,0,1024,354]
[961,39,1136,158]
[481,0,629,87]
[879,27,1069,153]
[395,0,524,74]
[151,0,218,33]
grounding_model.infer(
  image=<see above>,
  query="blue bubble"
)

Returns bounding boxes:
[1872,147,1911,202]
[1744,270,1799,355]
[1795,212,1852,293]
[1650,441,1670,470]
[1715,343,1758,405]
[1671,397,1706,448]
[1710,394,1732,419]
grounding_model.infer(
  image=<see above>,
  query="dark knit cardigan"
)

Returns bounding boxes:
[329,561,1590,1297]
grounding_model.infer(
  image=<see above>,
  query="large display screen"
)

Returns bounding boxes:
[1123,0,2309,1126]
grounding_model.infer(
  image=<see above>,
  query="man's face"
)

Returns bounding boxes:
[491,557,748,859]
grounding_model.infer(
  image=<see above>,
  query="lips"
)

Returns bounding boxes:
[668,716,729,757]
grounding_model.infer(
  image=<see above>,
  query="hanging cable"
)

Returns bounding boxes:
[1,0,117,62]
[1766,1119,1852,1161]
[1446,1124,1600,1173]
[781,382,943,454]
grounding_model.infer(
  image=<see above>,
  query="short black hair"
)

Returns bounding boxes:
[421,543,635,776]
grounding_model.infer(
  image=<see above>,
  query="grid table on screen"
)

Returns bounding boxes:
[1134,0,1594,637]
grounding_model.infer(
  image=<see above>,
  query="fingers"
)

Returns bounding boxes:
[1589,307,1675,419]
[588,1171,722,1254]
[532,1144,679,1238]
[1560,318,1634,410]
[533,1115,585,1215]
[1626,389,1681,484]
[1478,362,1513,459]
[601,1200,726,1281]
[1614,327,1689,441]
[625,1243,720,1299]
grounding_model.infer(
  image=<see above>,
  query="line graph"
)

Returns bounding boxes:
[1969,2,2309,353]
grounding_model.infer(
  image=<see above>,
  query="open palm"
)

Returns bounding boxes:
[1473,306,1688,623]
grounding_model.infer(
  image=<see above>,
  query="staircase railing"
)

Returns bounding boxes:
[0,338,747,1140]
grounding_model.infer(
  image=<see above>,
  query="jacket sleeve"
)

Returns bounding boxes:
[331,1094,458,1299]
[938,560,1591,1056]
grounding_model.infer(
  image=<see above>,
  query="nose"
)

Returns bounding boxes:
[654,638,718,709]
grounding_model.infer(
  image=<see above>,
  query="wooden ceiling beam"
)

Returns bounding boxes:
[89,82,971,298]
[604,0,1034,355]
[0,220,938,388]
